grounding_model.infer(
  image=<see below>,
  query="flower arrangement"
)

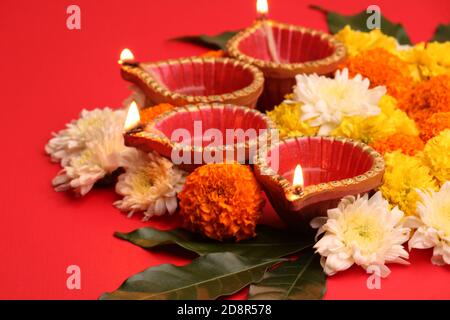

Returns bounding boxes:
[46,108,131,196]
[44,4,450,300]
[46,101,187,217]
[267,25,450,272]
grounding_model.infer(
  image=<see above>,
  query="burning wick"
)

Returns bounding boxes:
[256,0,280,63]
[124,101,141,132]
[293,164,304,194]
[118,48,138,66]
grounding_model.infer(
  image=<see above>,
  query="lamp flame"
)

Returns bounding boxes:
[293,164,304,187]
[118,48,135,65]
[124,101,140,131]
[257,0,269,16]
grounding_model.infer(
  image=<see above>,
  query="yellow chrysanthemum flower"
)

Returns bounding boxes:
[267,101,318,138]
[269,94,418,145]
[381,151,438,216]
[427,42,450,67]
[421,129,450,185]
[379,95,419,137]
[332,115,392,144]
[396,42,450,81]
[335,25,399,57]
[378,94,399,114]
[331,95,418,144]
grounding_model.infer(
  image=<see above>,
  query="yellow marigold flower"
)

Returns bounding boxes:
[332,115,391,144]
[381,151,438,216]
[427,42,450,67]
[378,94,398,113]
[397,42,450,81]
[421,129,450,185]
[267,101,318,138]
[379,96,419,137]
[178,163,264,241]
[335,25,398,57]
[332,95,418,144]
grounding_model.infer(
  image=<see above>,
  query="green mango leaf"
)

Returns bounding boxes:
[101,252,283,300]
[115,225,313,260]
[310,5,411,45]
[248,249,326,300]
[431,23,450,42]
[171,31,239,51]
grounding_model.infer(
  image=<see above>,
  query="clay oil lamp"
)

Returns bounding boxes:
[227,0,347,111]
[123,103,276,172]
[118,49,264,108]
[254,136,385,232]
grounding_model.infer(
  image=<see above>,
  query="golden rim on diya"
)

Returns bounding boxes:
[120,57,265,107]
[227,20,347,78]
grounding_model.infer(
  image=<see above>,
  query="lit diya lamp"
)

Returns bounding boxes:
[227,0,347,111]
[254,136,385,232]
[118,49,264,108]
[123,103,276,172]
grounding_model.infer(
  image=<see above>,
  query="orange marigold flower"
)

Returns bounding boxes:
[200,50,226,58]
[178,163,264,241]
[371,133,424,156]
[419,112,450,142]
[140,103,174,123]
[400,74,450,123]
[339,48,413,99]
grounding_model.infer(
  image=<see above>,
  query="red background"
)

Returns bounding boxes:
[1,0,449,300]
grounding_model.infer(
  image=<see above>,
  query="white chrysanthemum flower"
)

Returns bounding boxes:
[51,108,132,196]
[293,68,385,135]
[311,192,410,278]
[45,108,126,163]
[122,85,146,109]
[405,181,450,266]
[114,150,186,219]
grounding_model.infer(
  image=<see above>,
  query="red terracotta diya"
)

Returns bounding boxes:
[124,103,276,172]
[120,56,264,108]
[254,136,385,232]
[227,20,347,111]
